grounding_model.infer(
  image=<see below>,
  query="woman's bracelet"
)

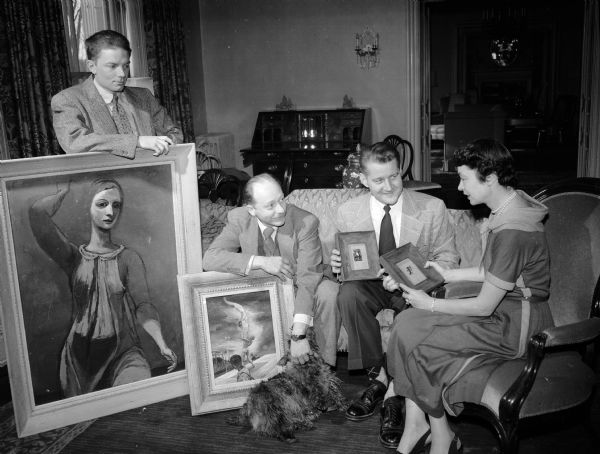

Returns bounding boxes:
[431,298,436,312]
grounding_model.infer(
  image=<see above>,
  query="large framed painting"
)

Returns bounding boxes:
[178,272,294,415]
[0,144,202,436]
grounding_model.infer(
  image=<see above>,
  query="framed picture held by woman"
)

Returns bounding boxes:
[0,144,201,436]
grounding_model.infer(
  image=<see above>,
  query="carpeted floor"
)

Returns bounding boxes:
[57,353,600,454]
[0,402,94,454]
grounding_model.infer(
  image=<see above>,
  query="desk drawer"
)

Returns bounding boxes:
[252,160,287,183]
[292,159,346,176]
[290,174,343,190]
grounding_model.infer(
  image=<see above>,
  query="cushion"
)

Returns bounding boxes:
[447,209,484,268]
[542,193,600,326]
[446,351,596,419]
[200,199,234,254]
[285,188,368,262]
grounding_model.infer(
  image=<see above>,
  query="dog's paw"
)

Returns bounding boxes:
[224,414,244,426]
[277,431,297,444]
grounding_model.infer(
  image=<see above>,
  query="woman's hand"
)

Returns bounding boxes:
[378,268,400,292]
[425,261,451,283]
[399,283,431,310]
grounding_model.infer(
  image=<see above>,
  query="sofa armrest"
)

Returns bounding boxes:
[431,281,482,298]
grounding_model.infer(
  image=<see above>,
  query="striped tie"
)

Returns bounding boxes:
[111,94,134,134]
[263,227,277,256]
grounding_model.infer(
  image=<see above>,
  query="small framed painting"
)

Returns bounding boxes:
[336,231,380,281]
[178,272,294,415]
[380,243,444,293]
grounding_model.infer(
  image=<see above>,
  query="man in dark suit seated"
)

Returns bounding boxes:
[330,142,459,448]
[203,174,340,367]
[51,29,183,158]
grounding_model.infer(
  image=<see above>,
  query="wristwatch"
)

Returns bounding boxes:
[290,333,306,342]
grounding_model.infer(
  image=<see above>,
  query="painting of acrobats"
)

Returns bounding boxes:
[205,290,281,386]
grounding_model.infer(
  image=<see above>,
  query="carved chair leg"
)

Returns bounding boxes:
[582,392,600,445]
[496,420,519,454]
[462,404,520,454]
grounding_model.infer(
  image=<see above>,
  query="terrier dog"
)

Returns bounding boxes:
[226,330,346,443]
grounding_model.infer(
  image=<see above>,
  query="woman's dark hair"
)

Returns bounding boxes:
[85,30,131,60]
[359,142,400,172]
[453,138,518,187]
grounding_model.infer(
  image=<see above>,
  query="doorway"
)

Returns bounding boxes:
[423,0,582,197]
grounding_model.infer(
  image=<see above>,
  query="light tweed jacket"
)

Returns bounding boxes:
[335,190,460,269]
[51,76,183,158]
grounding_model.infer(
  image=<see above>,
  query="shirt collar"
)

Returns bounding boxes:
[369,192,404,212]
[93,77,119,104]
[256,219,278,236]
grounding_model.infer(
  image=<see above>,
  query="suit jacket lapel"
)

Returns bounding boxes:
[239,216,260,255]
[121,88,152,135]
[400,190,424,246]
[355,195,376,231]
[277,220,295,262]
[83,77,118,134]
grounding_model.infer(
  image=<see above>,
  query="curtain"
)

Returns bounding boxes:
[578,0,600,177]
[143,0,195,143]
[0,0,71,159]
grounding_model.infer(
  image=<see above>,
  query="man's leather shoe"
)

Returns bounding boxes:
[345,380,387,421]
[379,396,405,448]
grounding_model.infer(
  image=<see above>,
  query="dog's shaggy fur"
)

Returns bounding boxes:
[226,332,346,443]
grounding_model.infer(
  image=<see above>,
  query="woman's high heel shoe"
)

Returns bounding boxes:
[398,429,431,454]
[448,435,463,454]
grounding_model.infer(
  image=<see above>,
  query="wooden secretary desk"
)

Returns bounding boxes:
[241,108,371,194]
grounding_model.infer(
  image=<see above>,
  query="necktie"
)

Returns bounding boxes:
[263,227,277,256]
[111,94,134,134]
[379,205,396,256]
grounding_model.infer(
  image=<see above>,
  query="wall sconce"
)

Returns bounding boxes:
[355,28,379,69]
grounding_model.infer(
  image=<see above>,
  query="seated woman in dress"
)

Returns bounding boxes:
[382,138,554,454]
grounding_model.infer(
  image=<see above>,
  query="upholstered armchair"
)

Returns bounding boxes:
[439,177,600,453]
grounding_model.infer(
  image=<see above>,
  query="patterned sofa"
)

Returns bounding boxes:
[200,188,485,351]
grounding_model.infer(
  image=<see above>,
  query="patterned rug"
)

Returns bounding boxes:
[0,402,94,454]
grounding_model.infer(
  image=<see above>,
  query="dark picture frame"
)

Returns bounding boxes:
[380,243,444,293]
[178,272,294,415]
[336,231,380,281]
[0,144,202,436]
